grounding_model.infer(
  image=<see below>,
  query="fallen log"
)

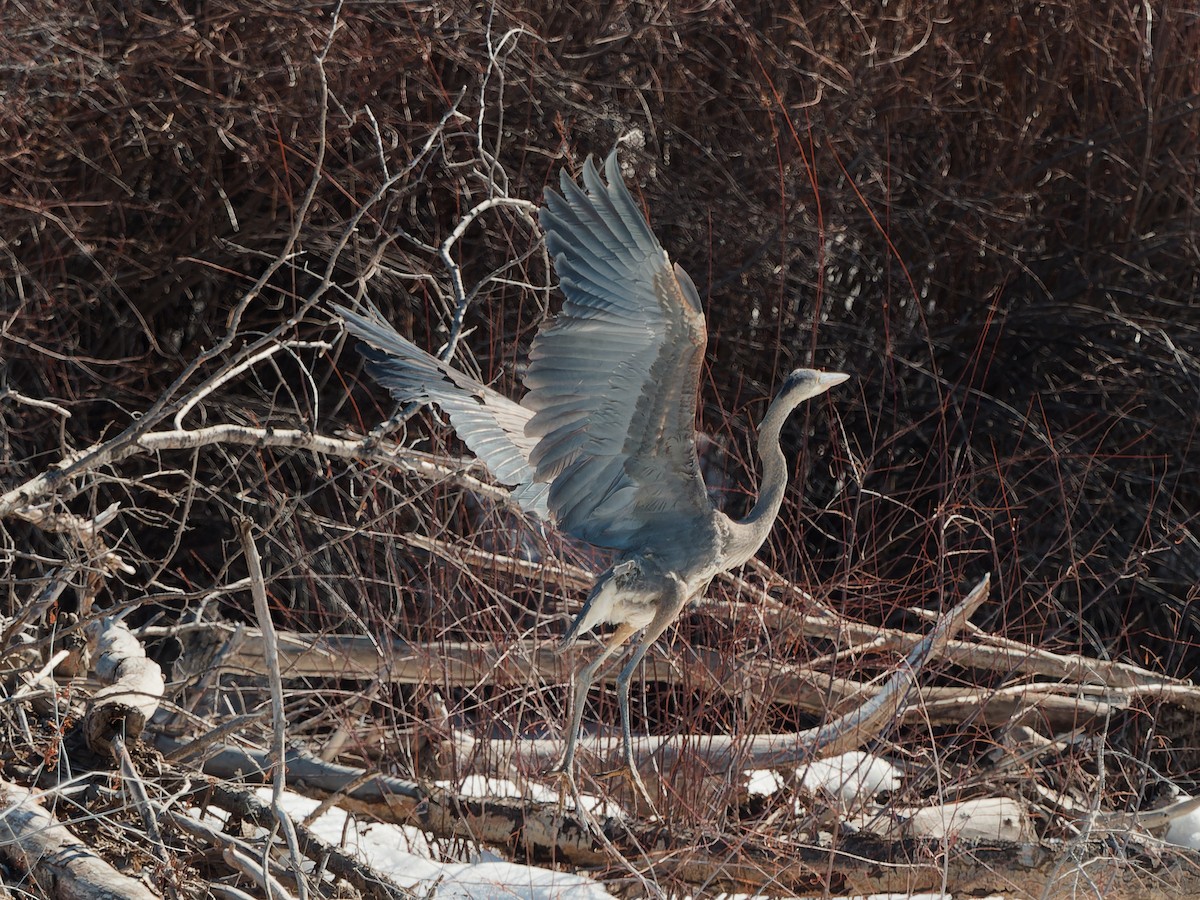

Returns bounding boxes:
[148,742,1200,898]
[0,776,160,900]
[154,572,1200,732]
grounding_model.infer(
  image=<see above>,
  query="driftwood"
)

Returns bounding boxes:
[0,776,159,900]
[138,577,1139,896]
[889,797,1034,842]
[159,576,986,793]
[83,617,165,753]
[147,736,1200,898]
[157,565,1199,735]
[141,572,1200,896]
[173,778,412,900]
[513,574,988,781]
[166,628,1190,730]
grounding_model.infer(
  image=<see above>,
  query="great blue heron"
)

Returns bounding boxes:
[335,151,847,801]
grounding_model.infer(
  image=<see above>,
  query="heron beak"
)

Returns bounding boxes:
[818,372,850,390]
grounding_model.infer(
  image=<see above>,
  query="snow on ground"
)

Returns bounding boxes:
[423,858,613,900]
[747,751,904,810]
[248,784,616,899]
[194,775,1011,900]
[1161,792,1200,850]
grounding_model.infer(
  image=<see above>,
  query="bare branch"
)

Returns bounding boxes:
[238,517,309,900]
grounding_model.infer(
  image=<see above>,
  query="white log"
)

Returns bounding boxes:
[895,797,1034,843]
[84,617,165,752]
[0,777,159,900]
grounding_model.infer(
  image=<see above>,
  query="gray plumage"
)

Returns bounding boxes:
[335,150,847,802]
[334,310,549,517]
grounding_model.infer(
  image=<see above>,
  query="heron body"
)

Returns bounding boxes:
[336,151,847,801]
[562,557,670,645]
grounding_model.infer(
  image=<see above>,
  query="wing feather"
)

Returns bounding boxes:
[336,151,715,554]
[335,305,549,518]
[528,151,712,551]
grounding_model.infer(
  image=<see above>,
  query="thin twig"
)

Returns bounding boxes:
[438,197,539,363]
[112,731,177,899]
[237,517,309,900]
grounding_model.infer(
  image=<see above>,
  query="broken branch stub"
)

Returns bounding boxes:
[83,617,165,753]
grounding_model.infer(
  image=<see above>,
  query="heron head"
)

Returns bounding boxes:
[780,368,850,402]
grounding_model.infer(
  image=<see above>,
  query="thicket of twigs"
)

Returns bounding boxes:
[3,1,1199,897]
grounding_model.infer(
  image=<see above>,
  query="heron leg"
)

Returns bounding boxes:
[553,621,638,779]
[614,575,690,807]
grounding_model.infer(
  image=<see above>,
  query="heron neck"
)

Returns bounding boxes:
[727,392,797,565]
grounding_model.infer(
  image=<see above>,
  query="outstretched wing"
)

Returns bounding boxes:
[335,305,549,518]
[528,151,712,551]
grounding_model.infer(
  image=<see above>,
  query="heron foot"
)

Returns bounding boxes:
[549,767,579,808]
[547,757,582,804]
[595,763,658,814]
